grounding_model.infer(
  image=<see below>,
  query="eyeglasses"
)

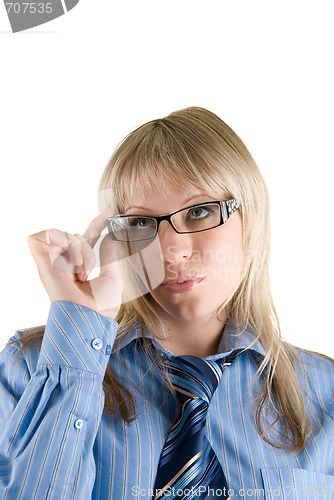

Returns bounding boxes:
[107,198,239,242]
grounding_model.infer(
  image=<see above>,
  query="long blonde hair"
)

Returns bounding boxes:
[7,107,329,452]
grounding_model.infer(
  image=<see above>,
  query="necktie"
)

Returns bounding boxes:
[152,349,241,500]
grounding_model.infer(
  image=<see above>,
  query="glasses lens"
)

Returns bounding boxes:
[172,203,221,232]
[111,216,157,241]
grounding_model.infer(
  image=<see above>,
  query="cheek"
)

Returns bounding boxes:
[121,237,165,290]
[123,214,244,296]
[201,220,244,287]
[215,242,243,284]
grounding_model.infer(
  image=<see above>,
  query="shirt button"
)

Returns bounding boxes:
[74,419,83,429]
[91,338,103,350]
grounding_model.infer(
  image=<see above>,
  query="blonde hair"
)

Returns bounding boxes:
[7,107,329,452]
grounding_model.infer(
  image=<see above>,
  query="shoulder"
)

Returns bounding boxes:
[288,344,334,412]
[292,344,334,373]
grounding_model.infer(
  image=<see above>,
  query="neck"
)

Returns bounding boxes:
[154,308,229,358]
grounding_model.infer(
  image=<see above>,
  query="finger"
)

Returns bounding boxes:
[34,228,77,267]
[89,236,124,316]
[28,228,74,271]
[82,209,115,250]
[51,232,83,272]
[27,230,57,276]
[28,228,70,255]
[73,233,96,281]
[27,231,73,295]
[98,234,122,280]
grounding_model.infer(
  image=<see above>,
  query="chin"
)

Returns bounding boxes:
[149,292,224,322]
[167,302,216,322]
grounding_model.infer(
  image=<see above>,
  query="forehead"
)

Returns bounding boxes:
[123,185,228,213]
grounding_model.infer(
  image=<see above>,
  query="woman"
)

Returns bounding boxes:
[0,107,333,500]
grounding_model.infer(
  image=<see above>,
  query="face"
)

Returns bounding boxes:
[122,185,244,327]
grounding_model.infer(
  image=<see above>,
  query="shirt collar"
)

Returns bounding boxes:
[113,320,266,361]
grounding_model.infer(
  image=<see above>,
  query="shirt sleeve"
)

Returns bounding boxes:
[0,300,118,500]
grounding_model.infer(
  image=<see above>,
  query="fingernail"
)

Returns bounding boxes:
[82,272,88,281]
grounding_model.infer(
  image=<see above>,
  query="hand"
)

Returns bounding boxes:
[27,210,123,319]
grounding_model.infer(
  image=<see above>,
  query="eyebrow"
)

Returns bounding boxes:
[124,194,217,213]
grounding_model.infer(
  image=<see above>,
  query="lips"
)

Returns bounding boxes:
[160,277,205,294]
[161,276,204,285]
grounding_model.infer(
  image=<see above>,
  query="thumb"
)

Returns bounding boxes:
[87,234,124,318]
[98,234,123,280]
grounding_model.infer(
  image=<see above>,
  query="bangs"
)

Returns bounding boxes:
[103,118,235,213]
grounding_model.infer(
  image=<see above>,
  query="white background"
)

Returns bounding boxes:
[0,0,333,356]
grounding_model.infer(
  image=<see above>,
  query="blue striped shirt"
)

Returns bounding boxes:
[0,301,333,500]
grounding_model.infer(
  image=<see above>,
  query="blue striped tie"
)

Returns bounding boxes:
[152,350,241,500]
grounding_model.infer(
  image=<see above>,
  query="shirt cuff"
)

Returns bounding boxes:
[37,301,118,376]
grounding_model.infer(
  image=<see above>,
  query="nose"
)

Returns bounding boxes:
[157,220,193,263]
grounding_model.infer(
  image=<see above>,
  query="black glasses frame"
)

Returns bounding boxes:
[107,198,239,242]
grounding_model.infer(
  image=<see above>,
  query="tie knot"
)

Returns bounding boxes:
[163,355,223,404]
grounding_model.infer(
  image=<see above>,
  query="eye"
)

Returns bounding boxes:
[128,217,150,227]
[187,206,213,220]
